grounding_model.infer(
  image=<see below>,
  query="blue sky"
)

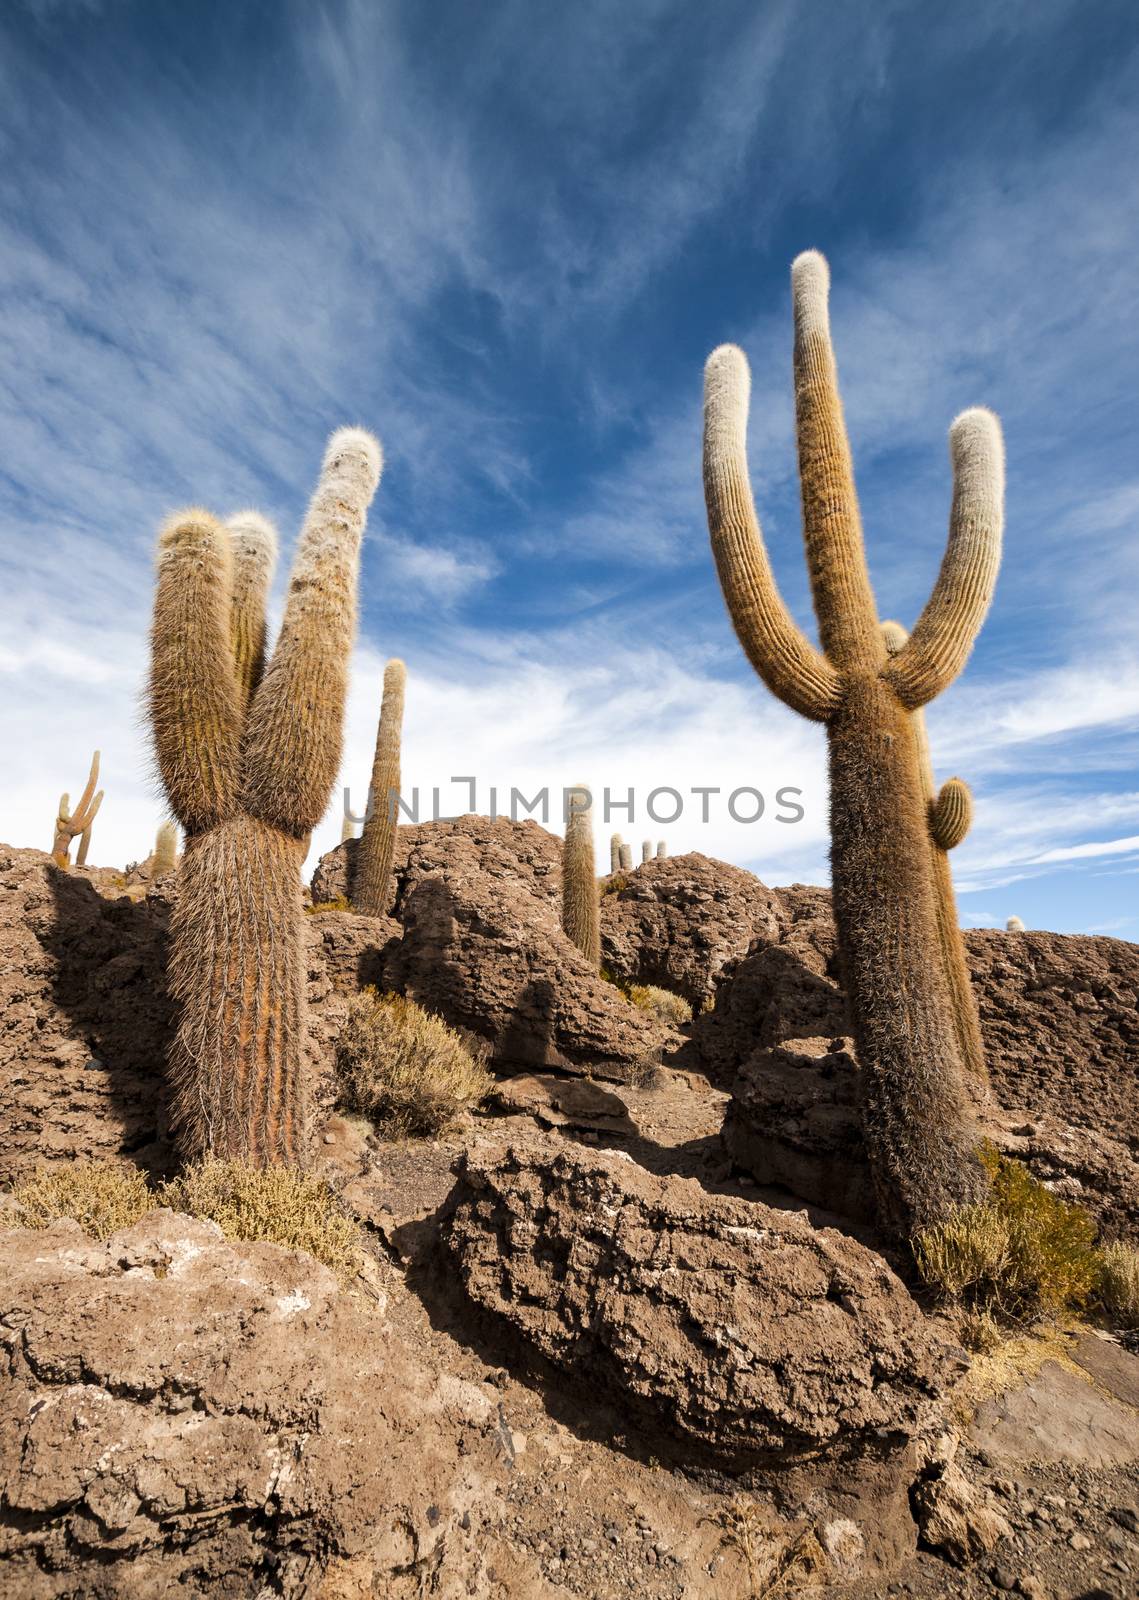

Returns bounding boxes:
[2,0,1138,937]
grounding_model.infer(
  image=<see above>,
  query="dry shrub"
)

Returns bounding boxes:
[337,987,492,1138]
[600,874,628,897]
[1098,1241,1139,1328]
[306,896,352,914]
[913,1147,1099,1323]
[159,1159,361,1280]
[628,984,693,1027]
[11,1160,153,1240]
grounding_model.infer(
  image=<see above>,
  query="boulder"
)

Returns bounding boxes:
[599,853,783,1007]
[0,1211,512,1597]
[445,1140,956,1468]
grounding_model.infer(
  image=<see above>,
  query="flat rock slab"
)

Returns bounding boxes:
[969,1360,1139,1468]
[1070,1332,1139,1409]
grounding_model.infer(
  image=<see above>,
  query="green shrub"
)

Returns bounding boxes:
[336,988,492,1138]
[627,984,693,1027]
[11,1160,154,1240]
[1098,1240,1139,1328]
[159,1159,361,1280]
[913,1148,1099,1324]
[600,874,628,897]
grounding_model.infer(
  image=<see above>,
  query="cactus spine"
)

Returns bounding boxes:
[153,820,179,876]
[610,833,623,875]
[618,843,633,873]
[149,428,382,1168]
[703,251,1004,1237]
[562,785,600,968]
[656,840,667,858]
[882,621,987,1094]
[52,752,103,868]
[354,658,406,916]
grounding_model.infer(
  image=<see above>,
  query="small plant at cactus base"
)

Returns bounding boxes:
[159,1159,362,1280]
[1098,1240,1139,1328]
[627,984,693,1027]
[337,988,493,1139]
[912,1146,1101,1326]
[10,1159,152,1240]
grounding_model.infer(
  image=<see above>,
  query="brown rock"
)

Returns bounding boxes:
[968,1361,1139,1468]
[445,1140,956,1467]
[599,852,783,1007]
[912,1461,1011,1564]
[0,1211,512,1597]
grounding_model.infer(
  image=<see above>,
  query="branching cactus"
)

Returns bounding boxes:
[355,658,406,916]
[149,428,382,1168]
[610,832,624,874]
[882,621,987,1096]
[562,785,600,968]
[52,752,103,868]
[703,251,1004,1236]
[153,820,179,877]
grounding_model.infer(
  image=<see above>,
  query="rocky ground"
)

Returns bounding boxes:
[1,819,1138,1598]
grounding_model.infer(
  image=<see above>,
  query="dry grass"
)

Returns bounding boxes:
[159,1159,362,1280]
[913,1148,1100,1324]
[337,987,493,1138]
[599,874,628,897]
[306,896,353,914]
[11,1160,154,1240]
[627,984,693,1027]
[704,1499,827,1598]
[1098,1240,1139,1328]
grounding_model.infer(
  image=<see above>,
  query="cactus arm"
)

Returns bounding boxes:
[885,408,1005,710]
[240,428,382,837]
[930,778,972,851]
[51,754,102,866]
[703,344,840,721]
[76,826,92,867]
[226,512,279,716]
[355,657,406,916]
[791,252,881,674]
[150,510,241,835]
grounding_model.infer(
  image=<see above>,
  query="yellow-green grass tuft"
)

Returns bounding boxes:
[337,988,493,1139]
[1098,1240,1139,1328]
[913,1147,1099,1324]
[627,984,693,1027]
[10,1160,153,1241]
[159,1159,361,1280]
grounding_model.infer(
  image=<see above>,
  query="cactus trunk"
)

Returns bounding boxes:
[828,676,984,1233]
[354,658,406,916]
[168,816,306,1164]
[562,789,600,968]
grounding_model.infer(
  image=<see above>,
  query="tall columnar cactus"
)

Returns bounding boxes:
[354,658,407,916]
[52,752,103,868]
[881,621,987,1094]
[340,813,358,844]
[149,428,382,1168]
[618,842,633,873]
[656,840,667,858]
[610,833,624,875]
[153,820,179,877]
[702,251,1004,1236]
[562,785,600,968]
[641,839,653,864]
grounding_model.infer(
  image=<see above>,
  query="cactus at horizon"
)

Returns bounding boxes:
[609,832,623,875]
[52,752,103,869]
[641,839,652,864]
[703,249,1004,1238]
[656,840,667,858]
[153,820,179,877]
[881,621,987,1094]
[562,785,601,968]
[354,658,407,916]
[618,842,633,873]
[148,428,382,1169]
[1007,915,1026,932]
